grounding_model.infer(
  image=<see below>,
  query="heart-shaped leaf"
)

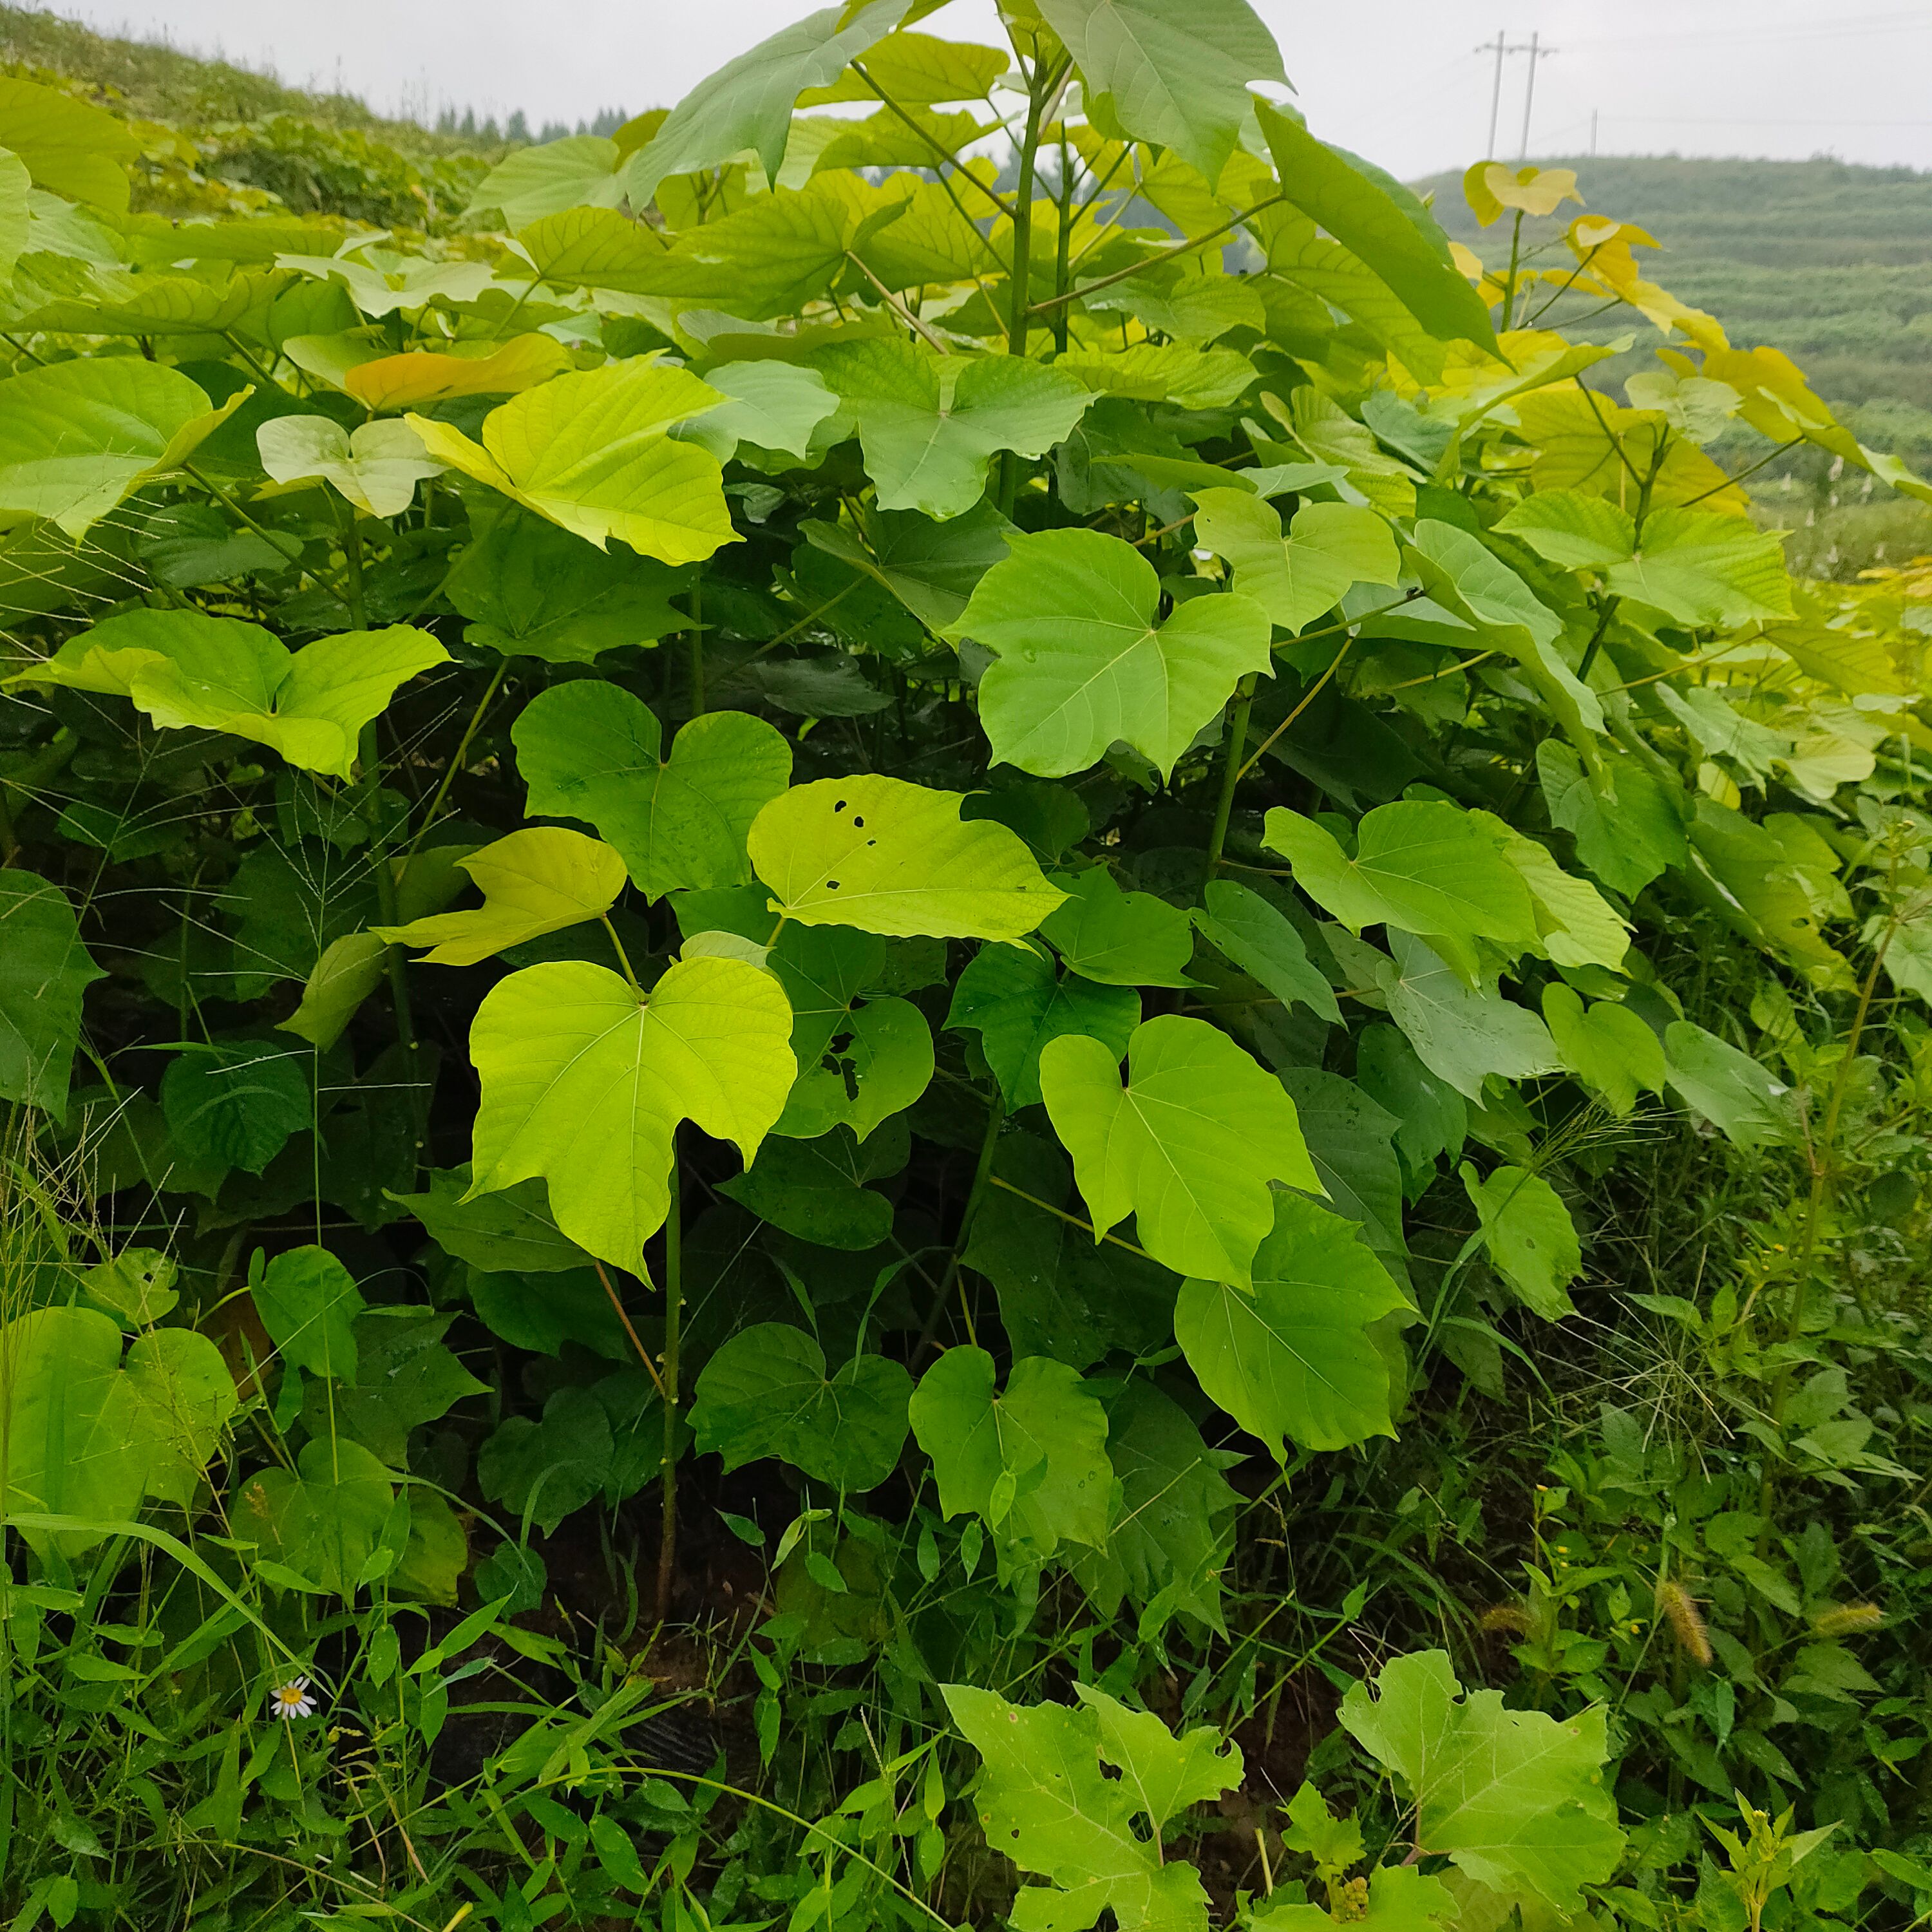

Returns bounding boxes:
[468,955,796,1265]
[513,681,791,898]
[951,529,1273,779]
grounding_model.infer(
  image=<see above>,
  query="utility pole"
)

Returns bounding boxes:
[1477,28,1510,158]
[1518,31,1557,161]
[1475,30,1561,162]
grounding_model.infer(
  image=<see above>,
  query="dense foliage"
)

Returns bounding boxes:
[1,5,1931,1931]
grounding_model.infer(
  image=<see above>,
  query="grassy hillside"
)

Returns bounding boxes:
[1420,155,1932,427]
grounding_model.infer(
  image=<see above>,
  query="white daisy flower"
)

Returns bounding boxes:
[270,1677,317,1720]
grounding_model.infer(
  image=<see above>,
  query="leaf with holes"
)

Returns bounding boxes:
[750,775,1065,941]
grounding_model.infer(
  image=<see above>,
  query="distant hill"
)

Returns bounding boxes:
[1417,155,1932,438]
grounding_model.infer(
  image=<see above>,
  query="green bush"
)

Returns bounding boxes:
[2,10,1931,1931]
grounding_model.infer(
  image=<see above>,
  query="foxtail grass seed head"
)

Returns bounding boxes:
[1655,1580,1713,1666]
[1812,1602,1883,1637]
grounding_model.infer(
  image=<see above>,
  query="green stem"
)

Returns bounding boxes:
[1204,675,1256,882]
[656,1142,683,1625]
[1028,193,1290,318]
[1052,127,1074,357]
[341,513,369,631]
[1500,210,1524,331]
[358,721,424,1179]
[686,578,705,717]
[916,1094,1004,1364]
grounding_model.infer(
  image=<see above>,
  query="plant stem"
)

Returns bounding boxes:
[1204,675,1256,882]
[341,513,369,631]
[686,578,705,717]
[1027,193,1289,317]
[915,1094,1003,1364]
[1500,210,1524,331]
[358,721,423,1177]
[656,1141,684,1625]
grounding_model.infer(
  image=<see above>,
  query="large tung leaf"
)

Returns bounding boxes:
[466,954,796,1267]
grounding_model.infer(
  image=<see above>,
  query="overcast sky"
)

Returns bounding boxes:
[62,1,1932,182]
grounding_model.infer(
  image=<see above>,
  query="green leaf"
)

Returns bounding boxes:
[1490,820,1631,971]
[0,358,235,538]
[1338,1649,1624,1909]
[0,75,139,209]
[466,133,627,227]
[386,1165,592,1274]
[331,1312,487,1465]
[798,29,1007,105]
[623,0,914,204]
[0,869,103,1115]
[692,359,840,463]
[122,1327,238,1510]
[1605,508,1794,628]
[719,1124,899,1251]
[256,415,444,518]
[253,1245,366,1383]
[951,528,1273,779]
[1193,880,1340,1023]
[161,1042,309,1175]
[943,1681,1242,1932]
[1037,0,1285,186]
[1358,1021,1468,1182]
[15,609,448,781]
[468,955,796,1265]
[1536,741,1685,898]
[242,1439,393,1595]
[1279,1068,1406,1265]
[0,148,28,281]
[1176,1192,1410,1457]
[1460,1164,1582,1320]
[446,499,695,663]
[0,1307,144,1555]
[961,1133,1175,1369]
[748,774,1066,940]
[1407,519,1599,737]
[814,341,1092,521]
[910,1349,1112,1557]
[477,1384,615,1534]
[1495,488,1636,570]
[777,994,934,1142]
[278,933,390,1053]
[79,1249,179,1329]
[947,945,1139,1111]
[513,682,791,899]
[1540,984,1665,1117]
[1664,1019,1796,1149]
[801,500,1014,631]
[1040,1014,1321,1287]
[1041,866,1195,988]
[375,827,627,967]
[1370,931,1560,1101]
[1254,101,1496,352]
[410,361,736,565]
[1191,489,1399,632]
[691,1323,912,1490]
[1071,1379,1240,1633]
[1263,800,1539,952]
